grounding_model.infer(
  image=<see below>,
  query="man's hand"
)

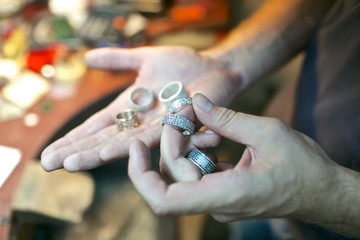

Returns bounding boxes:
[41,47,240,172]
[128,93,339,224]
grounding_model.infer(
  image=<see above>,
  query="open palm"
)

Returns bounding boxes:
[41,46,240,172]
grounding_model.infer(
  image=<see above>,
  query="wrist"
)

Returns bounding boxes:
[199,49,249,93]
[289,159,340,223]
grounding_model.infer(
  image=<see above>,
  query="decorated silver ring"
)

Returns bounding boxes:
[161,113,195,136]
[129,87,154,112]
[115,109,139,131]
[158,81,187,108]
[186,149,216,175]
[168,97,192,114]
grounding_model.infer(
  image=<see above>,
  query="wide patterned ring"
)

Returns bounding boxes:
[168,97,192,114]
[161,113,195,136]
[186,149,216,175]
[115,109,139,131]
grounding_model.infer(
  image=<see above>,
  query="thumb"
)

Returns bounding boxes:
[192,93,263,145]
[85,48,143,70]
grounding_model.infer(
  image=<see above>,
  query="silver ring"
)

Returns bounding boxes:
[168,97,192,114]
[129,87,154,112]
[115,109,139,131]
[186,149,216,175]
[161,113,195,136]
[158,81,187,108]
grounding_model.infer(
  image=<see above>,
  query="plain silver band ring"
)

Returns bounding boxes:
[115,109,139,131]
[161,113,195,136]
[186,149,216,175]
[168,97,192,114]
[158,81,188,108]
[129,87,154,112]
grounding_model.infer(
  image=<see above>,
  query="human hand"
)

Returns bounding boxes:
[159,103,224,182]
[128,93,336,222]
[41,46,240,172]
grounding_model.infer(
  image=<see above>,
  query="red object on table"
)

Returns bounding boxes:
[26,44,71,73]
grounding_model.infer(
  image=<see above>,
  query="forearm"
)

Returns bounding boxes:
[201,0,334,88]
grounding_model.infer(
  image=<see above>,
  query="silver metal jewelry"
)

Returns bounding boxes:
[158,81,187,108]
[168,97,192,114]
[115,109,139,131]
[129,87,154,112]
[161,113,195,136]
[186,149,216,175]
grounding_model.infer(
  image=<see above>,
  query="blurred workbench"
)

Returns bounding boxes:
[0,70,135,239]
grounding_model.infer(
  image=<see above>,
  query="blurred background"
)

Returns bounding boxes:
[0,0,303,239]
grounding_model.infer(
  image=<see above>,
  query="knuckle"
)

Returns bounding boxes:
[214,108,238,130]
[94,131,107,144]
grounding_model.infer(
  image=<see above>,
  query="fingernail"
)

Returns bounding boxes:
[194,93,212,112]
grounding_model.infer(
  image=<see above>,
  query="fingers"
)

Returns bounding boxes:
[41,82,159,160]
[41,106,116,157]
[160,103,223,181]
[185,129,222,153]
[160,105,196,160]
[41,122,161,172]
[43,47,156,161]
[85,47,143,70]
[129,140,235,215]
[62,124,157,172]
[128,140,169,210]
[100,123,162,161]
[40,89,131,158]
[192,93,265,145]
[160,105,200,181]
[41,82,160,171]
[41,123,119,171]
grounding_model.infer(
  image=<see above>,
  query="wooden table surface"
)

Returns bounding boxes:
[0,69,135,239]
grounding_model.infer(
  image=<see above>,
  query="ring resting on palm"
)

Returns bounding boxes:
[129,87,154,112]
[115,109,139,131]
[158,81,188,108]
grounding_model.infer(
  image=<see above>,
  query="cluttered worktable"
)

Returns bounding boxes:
[0,69,135,239]
[0,0,230,238]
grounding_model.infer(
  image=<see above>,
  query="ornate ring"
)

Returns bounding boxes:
[129,87,154,112]
[161,113,195,136]
[115,109,139,131]
[158,81,187,108]
[168,97,192,114]
[186,149,216,175]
